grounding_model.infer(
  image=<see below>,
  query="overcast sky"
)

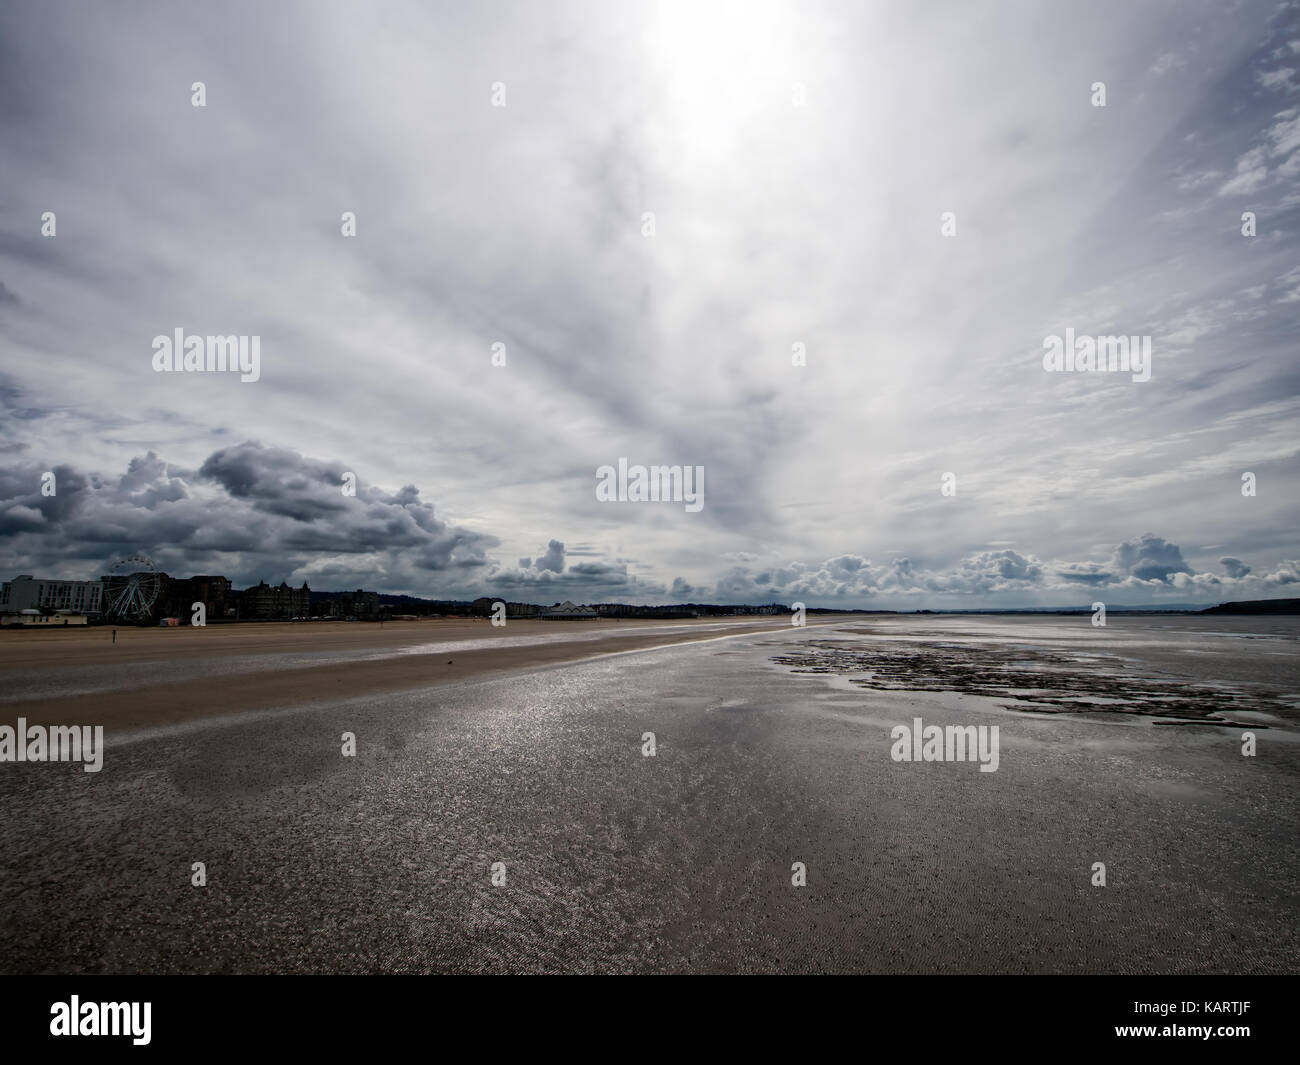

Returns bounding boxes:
[1,0,1298,608]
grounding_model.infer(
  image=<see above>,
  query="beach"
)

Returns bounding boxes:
[0,616,825,732]
[1,614,1297,973]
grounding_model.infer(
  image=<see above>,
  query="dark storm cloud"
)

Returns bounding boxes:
[0,442,497,592]
[1220,556,1252,579]
[200,442,355,522]
[528,539,566,573]
[0,462,90,534]
[670,576,696,597]
[1056,569,1112,586]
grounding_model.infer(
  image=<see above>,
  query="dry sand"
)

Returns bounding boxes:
[0,616,847,732]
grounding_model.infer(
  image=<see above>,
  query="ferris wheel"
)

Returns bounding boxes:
[104,554,161,621]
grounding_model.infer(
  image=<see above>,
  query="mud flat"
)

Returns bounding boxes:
[771,613,1300,728]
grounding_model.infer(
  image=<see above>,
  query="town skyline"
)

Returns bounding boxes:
[3,559,1284,626]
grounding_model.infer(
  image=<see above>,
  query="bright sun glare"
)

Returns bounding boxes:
[645,0,793,154]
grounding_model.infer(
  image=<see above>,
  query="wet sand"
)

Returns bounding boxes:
[1,614,1297,973]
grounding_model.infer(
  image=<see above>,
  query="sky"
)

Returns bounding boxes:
[1,0,1298,609]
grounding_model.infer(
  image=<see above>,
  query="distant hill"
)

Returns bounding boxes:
[1201,598,1300,615]
[920,604,1212,614]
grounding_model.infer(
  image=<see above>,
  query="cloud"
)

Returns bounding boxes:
[199,442,351,522]
[0,442,496,592]
[486,554,666,601]
[1055,563,1113,586]
[1220,556,1252,578]
[961,549,1042,582]
[670,576,696,597]
[120,452,187,507]
[528,539,565,573]
[1263,559,1300,585]
[1217,147,1269,195]
[1111,533,1193,583]
[1256,67,1296,91]
[1151,52,1186,75]
[0,462,89,536]
[0,440,1288,612]
[701,535,1243,606]
[1216,107,1300,196]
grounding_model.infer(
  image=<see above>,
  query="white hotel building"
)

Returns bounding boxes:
[0,575,105,616]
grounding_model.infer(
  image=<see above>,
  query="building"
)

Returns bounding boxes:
[341,588,381,618]
[312,589,382,619]
[163,575,234,622]
[1,610,90,627]
[240,580,311,619]
[1,575,105,617]
[540,600,598,620]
